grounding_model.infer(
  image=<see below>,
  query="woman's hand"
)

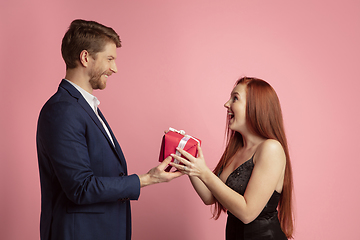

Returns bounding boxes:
[169,144,211,179]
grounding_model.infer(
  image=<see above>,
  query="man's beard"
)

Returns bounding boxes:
[89,67,109,90]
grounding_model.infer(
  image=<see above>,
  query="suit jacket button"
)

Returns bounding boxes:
[119,173,124,176]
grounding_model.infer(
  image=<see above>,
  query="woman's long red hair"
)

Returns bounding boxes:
[213,77,294,239]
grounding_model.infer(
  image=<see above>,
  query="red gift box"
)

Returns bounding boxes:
[159,127,201,172]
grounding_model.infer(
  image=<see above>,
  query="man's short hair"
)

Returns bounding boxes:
[61,19,121,69]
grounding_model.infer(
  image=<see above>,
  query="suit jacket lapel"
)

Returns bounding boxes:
[60,80,109,143]
[59,80,127,168]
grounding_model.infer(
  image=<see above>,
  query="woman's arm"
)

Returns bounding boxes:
[175,145,215,205]
[170,139,286,224]
[189,176,216,205]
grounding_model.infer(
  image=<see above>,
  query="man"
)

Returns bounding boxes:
[36,19,182,240]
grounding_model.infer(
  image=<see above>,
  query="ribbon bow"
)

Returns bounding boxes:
[168,127,200,144]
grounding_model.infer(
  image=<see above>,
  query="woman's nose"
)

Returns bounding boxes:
[224,99,230,109]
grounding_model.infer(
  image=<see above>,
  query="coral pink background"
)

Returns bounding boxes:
[1,1,359,239]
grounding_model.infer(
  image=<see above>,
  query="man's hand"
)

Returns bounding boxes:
[138,156,184,187]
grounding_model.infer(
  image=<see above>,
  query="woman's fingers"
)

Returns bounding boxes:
[170,161,185,170]
[170,153,190,166]
[170,161,192,175]
[196,143,203,158]
[174,147,196,162]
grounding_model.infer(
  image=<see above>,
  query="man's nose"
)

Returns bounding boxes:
[110,62,118,73]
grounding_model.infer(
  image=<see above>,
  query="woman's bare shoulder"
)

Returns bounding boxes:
[254,139,285,165]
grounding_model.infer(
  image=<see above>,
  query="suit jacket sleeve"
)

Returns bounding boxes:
[37,98,140,205]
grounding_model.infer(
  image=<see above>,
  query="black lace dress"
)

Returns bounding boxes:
[223,157,287,240]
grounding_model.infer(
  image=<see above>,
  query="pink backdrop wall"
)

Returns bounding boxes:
[1,1,359,239]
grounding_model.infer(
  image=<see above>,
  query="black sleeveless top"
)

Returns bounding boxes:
[223,157,287,240]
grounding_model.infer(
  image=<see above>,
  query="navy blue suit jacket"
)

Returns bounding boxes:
[37,80,140,240]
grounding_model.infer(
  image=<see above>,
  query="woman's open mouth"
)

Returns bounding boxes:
[228,111,234,119]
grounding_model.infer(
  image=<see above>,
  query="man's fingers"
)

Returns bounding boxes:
[158,156,172,170]
[168,171,184,179]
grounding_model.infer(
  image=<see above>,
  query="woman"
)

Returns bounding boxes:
[170,77,294,239]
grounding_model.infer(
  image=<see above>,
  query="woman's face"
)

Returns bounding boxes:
[224,84,247,132]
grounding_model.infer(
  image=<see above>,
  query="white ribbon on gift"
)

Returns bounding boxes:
[168,127,200,164]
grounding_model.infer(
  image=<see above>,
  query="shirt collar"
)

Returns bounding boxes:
[65,79,100,113]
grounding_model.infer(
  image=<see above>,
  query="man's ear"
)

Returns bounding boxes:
[79,50,90,67]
